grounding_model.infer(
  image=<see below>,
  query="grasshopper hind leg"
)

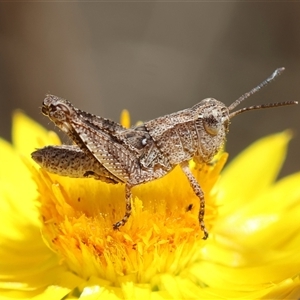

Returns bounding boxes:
[113,184,133,230]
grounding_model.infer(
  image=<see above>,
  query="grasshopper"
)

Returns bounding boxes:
[31,68,297,239]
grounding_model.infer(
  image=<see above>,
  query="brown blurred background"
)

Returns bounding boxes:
[0,2,299,178]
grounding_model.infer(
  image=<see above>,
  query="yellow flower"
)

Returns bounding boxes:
[0,111,300,299]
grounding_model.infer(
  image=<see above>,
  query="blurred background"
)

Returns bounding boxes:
[0,2,299,178]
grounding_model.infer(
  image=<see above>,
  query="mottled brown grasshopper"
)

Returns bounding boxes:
[31,68,297,239]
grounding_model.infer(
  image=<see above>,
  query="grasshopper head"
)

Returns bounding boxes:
[193,68,298,162]
[192,98,230,162]
[42,94,76,133]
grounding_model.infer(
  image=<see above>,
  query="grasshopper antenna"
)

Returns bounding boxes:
[228,68,298,119]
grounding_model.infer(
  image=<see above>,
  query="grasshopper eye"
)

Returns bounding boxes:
[203,115,221,136]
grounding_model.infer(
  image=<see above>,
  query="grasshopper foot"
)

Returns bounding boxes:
[201,223,209,240]
[112,213,130,230]
[113,222,122,230]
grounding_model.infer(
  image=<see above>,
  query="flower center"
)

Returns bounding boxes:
[34,153,227,284]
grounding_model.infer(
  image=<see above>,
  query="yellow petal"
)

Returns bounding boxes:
[12,111,60,157]
[217,131,292,214]
[0,138,38,219]
[1,112,61,206]
[0,112,70,298]
[261,277,300,300]
[199,172,300,288]
[30,271,85,300]
[120,109,130,129]
[0,174,66,298]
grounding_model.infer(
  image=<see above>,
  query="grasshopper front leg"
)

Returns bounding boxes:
[180,161,208,240]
